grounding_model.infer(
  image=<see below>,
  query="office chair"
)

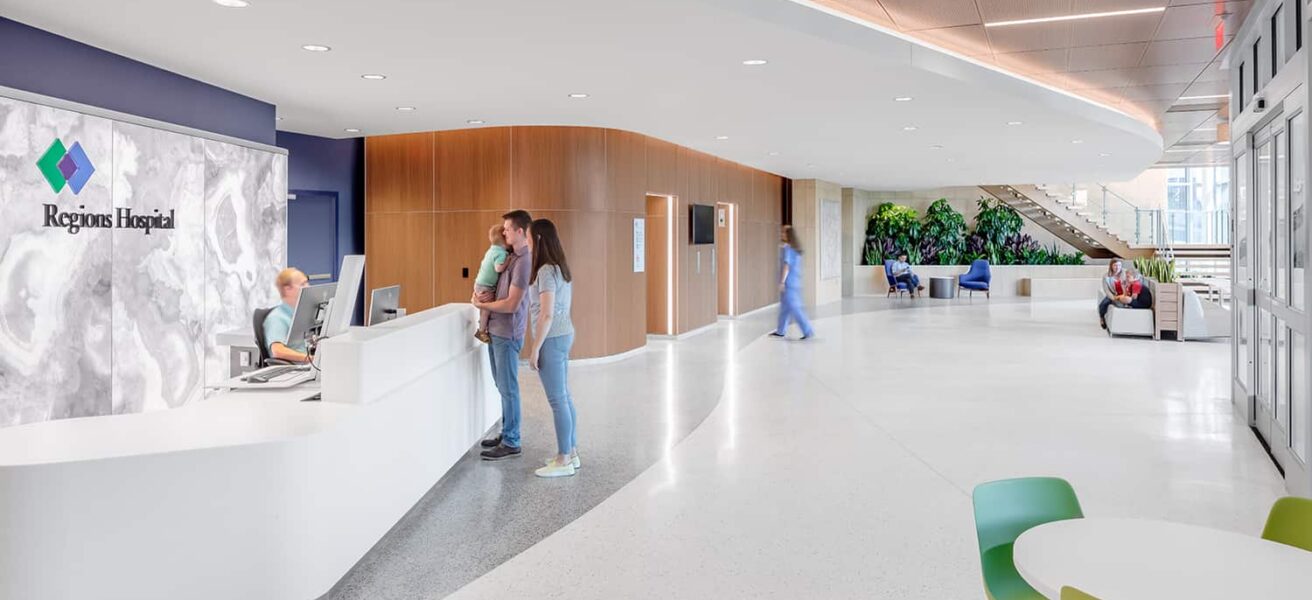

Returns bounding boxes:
[252,307,294,368]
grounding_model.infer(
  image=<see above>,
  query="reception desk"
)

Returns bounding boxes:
[0,304,498,600]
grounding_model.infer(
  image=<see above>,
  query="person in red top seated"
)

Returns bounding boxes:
[1116,268,1153,309]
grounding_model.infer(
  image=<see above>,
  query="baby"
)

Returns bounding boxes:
[474,224,510,343]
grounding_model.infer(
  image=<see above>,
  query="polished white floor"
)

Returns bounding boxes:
[449,300,1284,599]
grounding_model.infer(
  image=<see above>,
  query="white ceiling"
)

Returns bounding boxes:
[1,0,1164,190]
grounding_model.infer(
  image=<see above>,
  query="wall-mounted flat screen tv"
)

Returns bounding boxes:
[690,204,715,245]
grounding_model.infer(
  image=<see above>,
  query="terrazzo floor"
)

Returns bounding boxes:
[328,297,1282,599]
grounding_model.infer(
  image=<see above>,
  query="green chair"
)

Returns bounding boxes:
[972,477,1084,600]
[1262,496,1312,552]
[1060,586,1100,600]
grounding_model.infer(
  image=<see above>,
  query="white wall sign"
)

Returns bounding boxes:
[633,217,645,272]
[820,199,841,280]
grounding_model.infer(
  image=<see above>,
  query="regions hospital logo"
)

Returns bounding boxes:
[36,139,95,195]
[35,138,175,235]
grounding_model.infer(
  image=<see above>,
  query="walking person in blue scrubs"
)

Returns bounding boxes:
[770,225,815,340]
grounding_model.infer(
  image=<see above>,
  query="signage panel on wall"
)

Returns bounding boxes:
[633,217,645,273]
[0,94,287,428]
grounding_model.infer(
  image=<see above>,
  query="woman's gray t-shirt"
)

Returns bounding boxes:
[530,264,574,339]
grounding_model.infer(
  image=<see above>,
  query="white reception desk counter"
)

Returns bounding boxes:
[0,304,499,600]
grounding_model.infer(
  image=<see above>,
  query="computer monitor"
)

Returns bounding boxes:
[321,254,365,338]
[286,282,336,350]
[368,285,401,326]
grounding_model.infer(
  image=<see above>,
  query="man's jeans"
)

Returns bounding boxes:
[488,335,524,448]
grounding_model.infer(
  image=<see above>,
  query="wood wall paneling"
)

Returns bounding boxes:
[365,132,434,213]
[510,126,606,212]
[607,211,645,353]
[365,212,434,313]
[645,137,678,197]
[435,128,511,211]
[365,126,783,356]
[605,129,647,214]
[433,210,506,305]
[645,195,669,335]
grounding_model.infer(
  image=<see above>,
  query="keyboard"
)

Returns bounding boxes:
[243,365,310,384]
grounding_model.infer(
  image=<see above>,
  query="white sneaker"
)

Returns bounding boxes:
[535,460,577,478]
[543,454,582,470]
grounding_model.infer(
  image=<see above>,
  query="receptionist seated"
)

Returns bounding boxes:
[263,267,312,363]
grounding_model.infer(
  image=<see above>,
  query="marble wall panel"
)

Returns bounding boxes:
[111,122,205,413]
[202,140,286,390]
[0,96,113,426]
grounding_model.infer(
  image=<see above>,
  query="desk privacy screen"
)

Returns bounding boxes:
[0,94,287,427]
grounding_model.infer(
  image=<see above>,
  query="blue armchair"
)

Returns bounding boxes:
[959,259,991,298]
[884,260,909,297]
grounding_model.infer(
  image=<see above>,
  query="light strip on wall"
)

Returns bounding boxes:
[984,7,1164,27]
[728,204,735,316]
[667,195,675,336]
[1179,94,1230,100]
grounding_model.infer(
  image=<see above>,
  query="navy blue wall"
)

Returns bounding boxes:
[277,131,366,320]
[0,17,275,145]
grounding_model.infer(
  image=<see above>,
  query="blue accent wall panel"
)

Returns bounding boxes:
[277,131,365,322]
[0,17,275,145]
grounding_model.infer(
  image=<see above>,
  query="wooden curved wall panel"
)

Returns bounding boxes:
[365,126,783,359]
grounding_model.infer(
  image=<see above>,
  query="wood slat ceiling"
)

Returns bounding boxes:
[812,0,1251,166]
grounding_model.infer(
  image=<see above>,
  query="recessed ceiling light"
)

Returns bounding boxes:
[361,74,387,80]
[768,151,780,156]
[1179,94,1229,100]
[716,135,730,140]
[903,125,918,131]
[344,128,361,133]
[894,96,913,102]
[212,0,249,7]
[1099,152,1112,157]
[1007,121,1023,126]
[929,145,943,150]
[396,106,416,111]
[1071,139,1084,144]
[946,158,956,163]
[568,93,589,98]
[984,7,1165,27]
[742,59,768,66]
[806,163,816,167]
[467,119,485,125]
[301,44,331,52]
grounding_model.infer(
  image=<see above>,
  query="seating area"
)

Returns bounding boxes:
[959,259,992,298]
[972,477,1312,599]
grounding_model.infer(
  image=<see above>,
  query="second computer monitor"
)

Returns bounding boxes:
[368,285,401,326]
[287,282,337,348]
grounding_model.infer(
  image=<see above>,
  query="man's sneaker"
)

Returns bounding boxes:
[543,454,582,470]
[535,460,577,478]
[480,444,522,461]
[474,329,491,344]
[768,332,785,338]
[480,435,503,449]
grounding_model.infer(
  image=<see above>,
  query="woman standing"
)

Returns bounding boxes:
[770,225,815,340]
[526,219,579,478]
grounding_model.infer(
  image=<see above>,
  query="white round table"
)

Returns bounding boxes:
[1013,517,1312,600]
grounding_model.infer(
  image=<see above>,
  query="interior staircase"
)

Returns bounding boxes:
[978,184,1154,260]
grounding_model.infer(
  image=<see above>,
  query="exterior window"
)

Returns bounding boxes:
[1240,63,1247,107]
[1272,6,1281,77]
[1253,41,1261,95]
[1292,112,1306,311]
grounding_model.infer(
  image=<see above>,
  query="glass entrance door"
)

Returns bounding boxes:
[1241,108,1312,496]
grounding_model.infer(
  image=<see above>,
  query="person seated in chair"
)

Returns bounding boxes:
[1120,267,1152,309]
[890,253,926,298]
[262,267,311,363]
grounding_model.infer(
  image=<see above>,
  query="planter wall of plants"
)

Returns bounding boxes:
[863,198,1085,267]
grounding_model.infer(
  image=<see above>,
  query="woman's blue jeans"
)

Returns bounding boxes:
[537,333,577,456]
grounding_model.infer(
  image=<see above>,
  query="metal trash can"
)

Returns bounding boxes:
[929,276,955,299]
